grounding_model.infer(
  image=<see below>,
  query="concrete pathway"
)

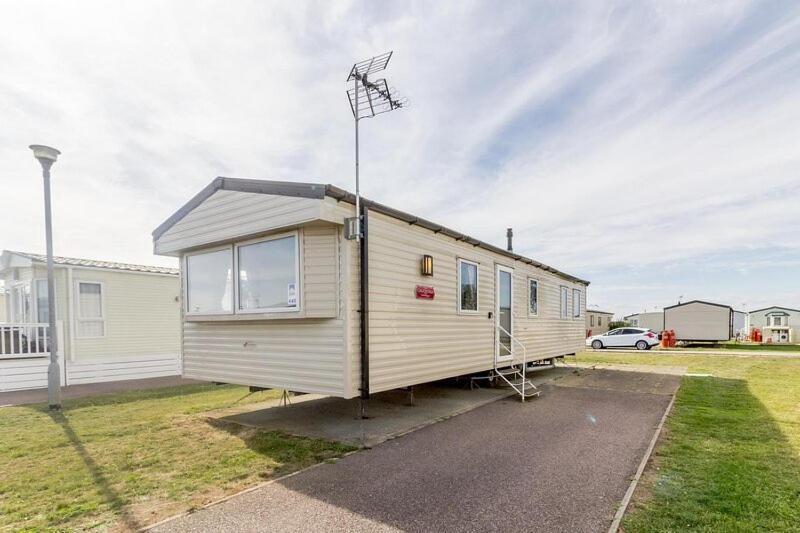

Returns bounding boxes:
[151,368,680,533]
[212,371,574,447]
[0,376,206,407]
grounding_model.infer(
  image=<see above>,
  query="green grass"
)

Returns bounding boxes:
[574,351,800,532]
[0,384,355,531]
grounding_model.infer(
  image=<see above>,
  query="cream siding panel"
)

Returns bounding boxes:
[182,319,346,395]
[664,302,731,341]
[366,210,586,394]
[71,269,181,361]
[0,294,5,322]
[302,226,339,318]
[156,190,325,255]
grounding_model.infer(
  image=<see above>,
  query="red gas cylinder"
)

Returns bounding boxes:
[661,330,670,348]
[669,330,677,347]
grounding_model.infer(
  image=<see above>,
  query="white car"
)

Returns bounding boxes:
[586,327,660,350]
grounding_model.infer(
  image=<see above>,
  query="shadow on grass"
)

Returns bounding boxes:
[48,411,142,531]
[624,375,800,531]
[207,418,356,479]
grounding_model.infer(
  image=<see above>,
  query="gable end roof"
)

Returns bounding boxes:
[663,300,732,311]
[750,306,800,314]
[153,177,589,285]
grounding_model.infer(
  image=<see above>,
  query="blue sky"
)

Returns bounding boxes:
[1,0,798,316]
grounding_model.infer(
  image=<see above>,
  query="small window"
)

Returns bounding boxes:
[590,315,595,327]
[186,248,233,314]
[458,259,479,312]
[528,279,538,316]
[237,235,299,312]
[598,316,602,326]
[77,282,105,337]
[560,286,568,319]
[572,289,581,318]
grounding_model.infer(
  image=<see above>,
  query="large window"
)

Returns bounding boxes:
[76,282,105,337]
[186,248,233,314]
[184,233,300,316]
[458,259,478,313]
[528,279,538,316]
[572,289,582,318]
[237,235,299,312]
[560,286,568,319]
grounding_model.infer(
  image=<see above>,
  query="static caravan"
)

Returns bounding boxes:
[624,311,665,332]
[0,251,181,391]
[663,300,732,342]
[153,177,589,400]
[749,306,800,343]
[586,310,614,335]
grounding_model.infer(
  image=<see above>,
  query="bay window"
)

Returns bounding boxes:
[237,235,299,312]
[186,248,233,314]
[184,232,300,316]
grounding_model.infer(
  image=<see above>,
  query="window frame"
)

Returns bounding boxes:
[457,258,480,315]
[559,286,569,319]
[527,278,539,317]
[183,244,235,317]
[74,280,107,339]
[572,288,582,319]
[234,231,302,315]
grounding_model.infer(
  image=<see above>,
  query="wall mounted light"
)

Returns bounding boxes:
[421,254,433,276]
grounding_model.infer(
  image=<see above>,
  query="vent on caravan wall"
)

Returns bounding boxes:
[507,228,513,252]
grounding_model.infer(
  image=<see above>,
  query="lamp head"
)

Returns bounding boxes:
[29,145,60,169]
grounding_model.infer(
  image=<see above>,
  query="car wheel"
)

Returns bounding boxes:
[635,340,648,351]
[591,340,603,350]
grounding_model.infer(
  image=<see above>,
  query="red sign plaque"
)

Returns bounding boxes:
[415,285,435,299]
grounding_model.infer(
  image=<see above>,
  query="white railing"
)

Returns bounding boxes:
[0,323,53,358]
[496,323,531,400]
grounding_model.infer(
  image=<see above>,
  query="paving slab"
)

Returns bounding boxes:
[0,376,206,407]
[151,368,679,533]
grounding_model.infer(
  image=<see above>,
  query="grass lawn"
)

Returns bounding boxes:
[682,342,800,352]
[574,351,800,532]
[0,384,355,531]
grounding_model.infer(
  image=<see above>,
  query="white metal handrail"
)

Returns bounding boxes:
[0,323,51,358]
[496,323,529,400]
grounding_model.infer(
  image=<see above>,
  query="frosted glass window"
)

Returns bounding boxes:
[237,236,298,311]
[458,260,478,312]
[186,249,233,314]
[528,279,538,316]
[560,287,568,319]
[573,289,581,318]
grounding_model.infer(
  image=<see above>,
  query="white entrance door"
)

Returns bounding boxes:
[496,265,514,363]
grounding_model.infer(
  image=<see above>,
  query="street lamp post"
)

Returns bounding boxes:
[29,144,61,410]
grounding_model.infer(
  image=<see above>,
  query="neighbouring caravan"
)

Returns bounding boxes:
[749,306,799,343]
[663,300,733,342]
[0,251,181,391]
[153,177,589,399]
[624,311,664,332]
[586,309,614,335]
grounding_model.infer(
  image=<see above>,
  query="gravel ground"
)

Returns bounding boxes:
[151,369,678,533]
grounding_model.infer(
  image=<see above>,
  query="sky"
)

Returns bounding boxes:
[1,0,798,317]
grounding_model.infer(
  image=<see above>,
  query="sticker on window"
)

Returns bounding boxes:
[287,283,297,306]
